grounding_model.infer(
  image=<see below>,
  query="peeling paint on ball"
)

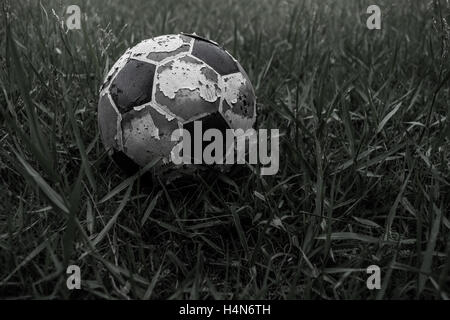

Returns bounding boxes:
[97,33,257,176]
[157,57,221,103]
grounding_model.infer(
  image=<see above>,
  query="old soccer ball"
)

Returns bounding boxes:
[98,33,256,176]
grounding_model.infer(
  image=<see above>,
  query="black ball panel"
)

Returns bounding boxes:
[110,59,156,113]
[111,150,140,175]
[191,39,239,75]
[147,43,191,62]
[183,112,231,164]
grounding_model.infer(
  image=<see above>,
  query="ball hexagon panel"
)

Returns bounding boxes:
[154,55,221,121]
[121,106,180,167]
[219,66,256,131]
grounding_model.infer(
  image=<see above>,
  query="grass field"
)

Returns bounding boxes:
[0,0,449,299]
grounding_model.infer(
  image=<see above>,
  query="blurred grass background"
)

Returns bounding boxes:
[0,0,449,299]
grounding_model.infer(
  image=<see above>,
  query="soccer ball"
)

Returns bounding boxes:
[98,33,256,175]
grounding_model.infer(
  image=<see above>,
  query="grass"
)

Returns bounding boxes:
[0,0,449,299]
